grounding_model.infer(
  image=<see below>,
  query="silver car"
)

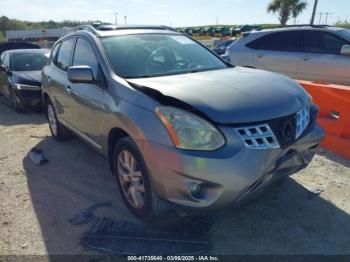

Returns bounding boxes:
[42,25,324,220]
[226,25,350,86]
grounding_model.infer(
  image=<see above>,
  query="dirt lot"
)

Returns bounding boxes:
[0,94,350,256]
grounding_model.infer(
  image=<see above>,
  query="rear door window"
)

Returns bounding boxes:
[51,43,61,62]
[72,38,99,79]
[304,31,348,54]
[56,38,75,71]
[247,31,302,52]
[3,53,10,67]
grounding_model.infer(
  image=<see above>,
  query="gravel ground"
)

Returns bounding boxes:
[0,95,350,255]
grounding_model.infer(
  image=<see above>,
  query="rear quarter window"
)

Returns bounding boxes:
[51,43,61,63]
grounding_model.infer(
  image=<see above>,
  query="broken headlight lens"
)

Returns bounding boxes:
[156,106,225,151]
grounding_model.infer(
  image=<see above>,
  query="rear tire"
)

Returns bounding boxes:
[46,99,72,141]
[113,137,170,221]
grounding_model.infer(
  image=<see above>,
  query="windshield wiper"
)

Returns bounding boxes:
[125,74,154,79]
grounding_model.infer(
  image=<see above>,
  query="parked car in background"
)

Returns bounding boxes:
[42,25,323,221]
[226,25,350,86]
[0,42,40,55]
[212,38,235,55]
[0,49,49,112]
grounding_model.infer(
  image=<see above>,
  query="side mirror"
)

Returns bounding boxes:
[68,65,94,83]
[340,45,350,56]
[0,64,6,72]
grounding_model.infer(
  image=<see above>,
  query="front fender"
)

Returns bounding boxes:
[99,94,174,158]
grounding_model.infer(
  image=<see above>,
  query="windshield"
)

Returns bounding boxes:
[337,30,350,42]
[101,34,228,78]
[11,52,49,71]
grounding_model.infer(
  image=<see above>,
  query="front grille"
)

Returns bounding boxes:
[234,124,280,149]
[234,105,313,150]
[295,106,310,139]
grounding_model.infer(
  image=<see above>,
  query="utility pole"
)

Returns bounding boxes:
[324,12,334,24]
[318,13,324,24]
[115,12,118,25]
[124,16,127,24]
[310,0,318,25]
[216,17,219,25]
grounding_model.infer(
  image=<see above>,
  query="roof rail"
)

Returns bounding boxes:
[95,24,177,32]
[257,24,333,31]
[60,24,178,38]
[62,25,98,36]
[62,24,177,36]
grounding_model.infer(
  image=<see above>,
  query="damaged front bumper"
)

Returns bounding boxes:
[142,117,324,212]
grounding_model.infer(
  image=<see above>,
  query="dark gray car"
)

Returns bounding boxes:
[42,25,324,220]
[0,49,49,112]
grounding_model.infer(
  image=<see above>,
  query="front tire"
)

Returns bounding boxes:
[9,88,26,113]
[113,137,170,221]
[46,100,71,141]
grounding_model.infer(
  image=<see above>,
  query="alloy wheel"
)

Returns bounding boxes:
[117,150,146,209]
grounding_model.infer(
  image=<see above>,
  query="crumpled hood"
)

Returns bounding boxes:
[127,67,309,124]
[12,70,42,85]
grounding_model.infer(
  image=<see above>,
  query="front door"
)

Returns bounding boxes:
[66,37,105,149]
[297,30,350,85]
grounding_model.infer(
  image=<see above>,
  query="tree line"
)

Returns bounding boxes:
[0,16,104,39]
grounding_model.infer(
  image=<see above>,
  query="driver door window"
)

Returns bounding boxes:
[73,38,99,80]
[298,31,350,85]
[304,31,347,54]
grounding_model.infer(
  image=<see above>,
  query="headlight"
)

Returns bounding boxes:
[155,106,225,151]
[15,84,41,91]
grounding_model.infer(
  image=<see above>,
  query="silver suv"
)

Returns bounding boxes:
[226,25,350,86]
[42,25,323,220]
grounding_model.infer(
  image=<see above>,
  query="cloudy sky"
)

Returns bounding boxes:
[1,0,349,26]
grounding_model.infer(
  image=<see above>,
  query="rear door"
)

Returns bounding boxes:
[49,37,76,122]
[246,31,303,78]
[297,30,350,85]
[66,37,105,149]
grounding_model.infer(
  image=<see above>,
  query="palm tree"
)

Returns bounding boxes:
[267,0,308,26]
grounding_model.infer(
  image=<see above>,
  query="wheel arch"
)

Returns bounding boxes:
[107,127,130,171]
[42,92,51,107]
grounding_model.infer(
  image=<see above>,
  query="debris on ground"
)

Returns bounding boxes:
[81,217,210,255]
[70,203,211,255]
[69,201,112,225]
[28,148,48,166]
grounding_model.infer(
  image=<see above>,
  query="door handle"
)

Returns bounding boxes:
[257,54,264,58]
[65,85,71,93]
[302,56,311,61]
